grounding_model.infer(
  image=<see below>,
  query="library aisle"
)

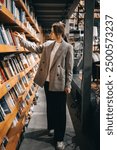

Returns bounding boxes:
[19,87,78,150]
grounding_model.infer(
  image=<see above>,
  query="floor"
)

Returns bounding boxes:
[19,87,80,150]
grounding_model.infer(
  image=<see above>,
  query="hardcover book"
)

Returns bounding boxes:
[1,60,12,79]
[0,97,11,114]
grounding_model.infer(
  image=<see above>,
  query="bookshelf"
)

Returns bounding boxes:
[0,45,26,53]
[6,117,25,150]
[15,0,40,33]
[0,106,18,144]
[0,1,41,149]
[5,84,38,150]
[0,3,40,42]
[0,59,39,99]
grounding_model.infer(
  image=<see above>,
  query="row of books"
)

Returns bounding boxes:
[11,82,37,127]
[0,24,40,52]
[0,71,37,122]
[0,24,38,46]
[0,101,35,149]
[0,74,27,121]
[0,2,40,149]
[22,0,39,28]
[24,21,37,38]
[0,106,35,149]
[0,92,14,122]
[0,24,20,46]
[0,86,19,122]
[25,103,34,126]
[0,67,38,123]
[11,69,37,98]
[0,0,39,38]
[0,52,38,84]
[0,77,38,148]
[0,0,26,23]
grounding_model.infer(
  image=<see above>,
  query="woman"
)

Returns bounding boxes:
[15,22,74,150]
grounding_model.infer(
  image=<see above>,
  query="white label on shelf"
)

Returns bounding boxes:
[16,46,19,51]
[6,83,11,90]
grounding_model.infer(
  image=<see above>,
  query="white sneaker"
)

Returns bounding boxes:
[56,141,65,150]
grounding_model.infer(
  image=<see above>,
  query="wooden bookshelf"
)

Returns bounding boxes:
[0,3,15,24]
[0,106,18,144]
[7,117,25,139]
[0,66,39,145]
[0,75,39,146]
[6,117,25,150]
[0,60,39,99]
[20,80,34,102]
[0,76,19,99]
[15,0,40,33]
[0,45,26,53]
[5,86,38,150]
[0,3,40,42]
[20,85,38,119]
[25,89,37,114]
[6,134,21,150]
[0,1,40,149]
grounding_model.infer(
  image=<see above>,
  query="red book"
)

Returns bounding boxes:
[0,66,7,83]
[1,61,12,79]
[9,30,16,46]
[0,0,4,4]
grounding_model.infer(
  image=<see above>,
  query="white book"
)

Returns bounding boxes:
[0,24,10,45]
[5,92,15,107]
[9,58,18,75]
[7,60,15,76]
[0,104,6,118]
[6,0,12,12]
[5,28,14,45]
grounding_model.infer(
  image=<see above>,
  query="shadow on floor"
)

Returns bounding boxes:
[24,129,54,145]
[21,128,80,150]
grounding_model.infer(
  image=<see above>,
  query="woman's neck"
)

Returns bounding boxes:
[55,36,62,43]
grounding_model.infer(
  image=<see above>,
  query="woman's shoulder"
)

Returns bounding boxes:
[43,40,54,47]
[64,40,73,49]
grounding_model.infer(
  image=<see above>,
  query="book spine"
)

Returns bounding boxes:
[0,104,6,117]
[0,24,10,45]
[1,61,12,79]
[0,98,11,114]
[5,28,14,45]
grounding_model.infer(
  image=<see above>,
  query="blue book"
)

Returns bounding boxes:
[0,111,5,122]
[0,29,4,44]
[0,104,6,118]
[0,26,6,44]
[0,97,11,114]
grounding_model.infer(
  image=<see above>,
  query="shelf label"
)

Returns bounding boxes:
[6,83,11,91]
[16,46,19,51]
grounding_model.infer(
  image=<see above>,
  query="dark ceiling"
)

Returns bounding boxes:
[29,0,99,32]
[29,0,80,31]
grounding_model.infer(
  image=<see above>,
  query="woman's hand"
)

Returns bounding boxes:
[64,87,71,94]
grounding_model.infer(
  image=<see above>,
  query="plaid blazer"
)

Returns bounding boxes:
[20,39,74,91]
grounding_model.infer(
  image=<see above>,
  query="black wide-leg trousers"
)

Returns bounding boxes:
[44,81,67,141]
